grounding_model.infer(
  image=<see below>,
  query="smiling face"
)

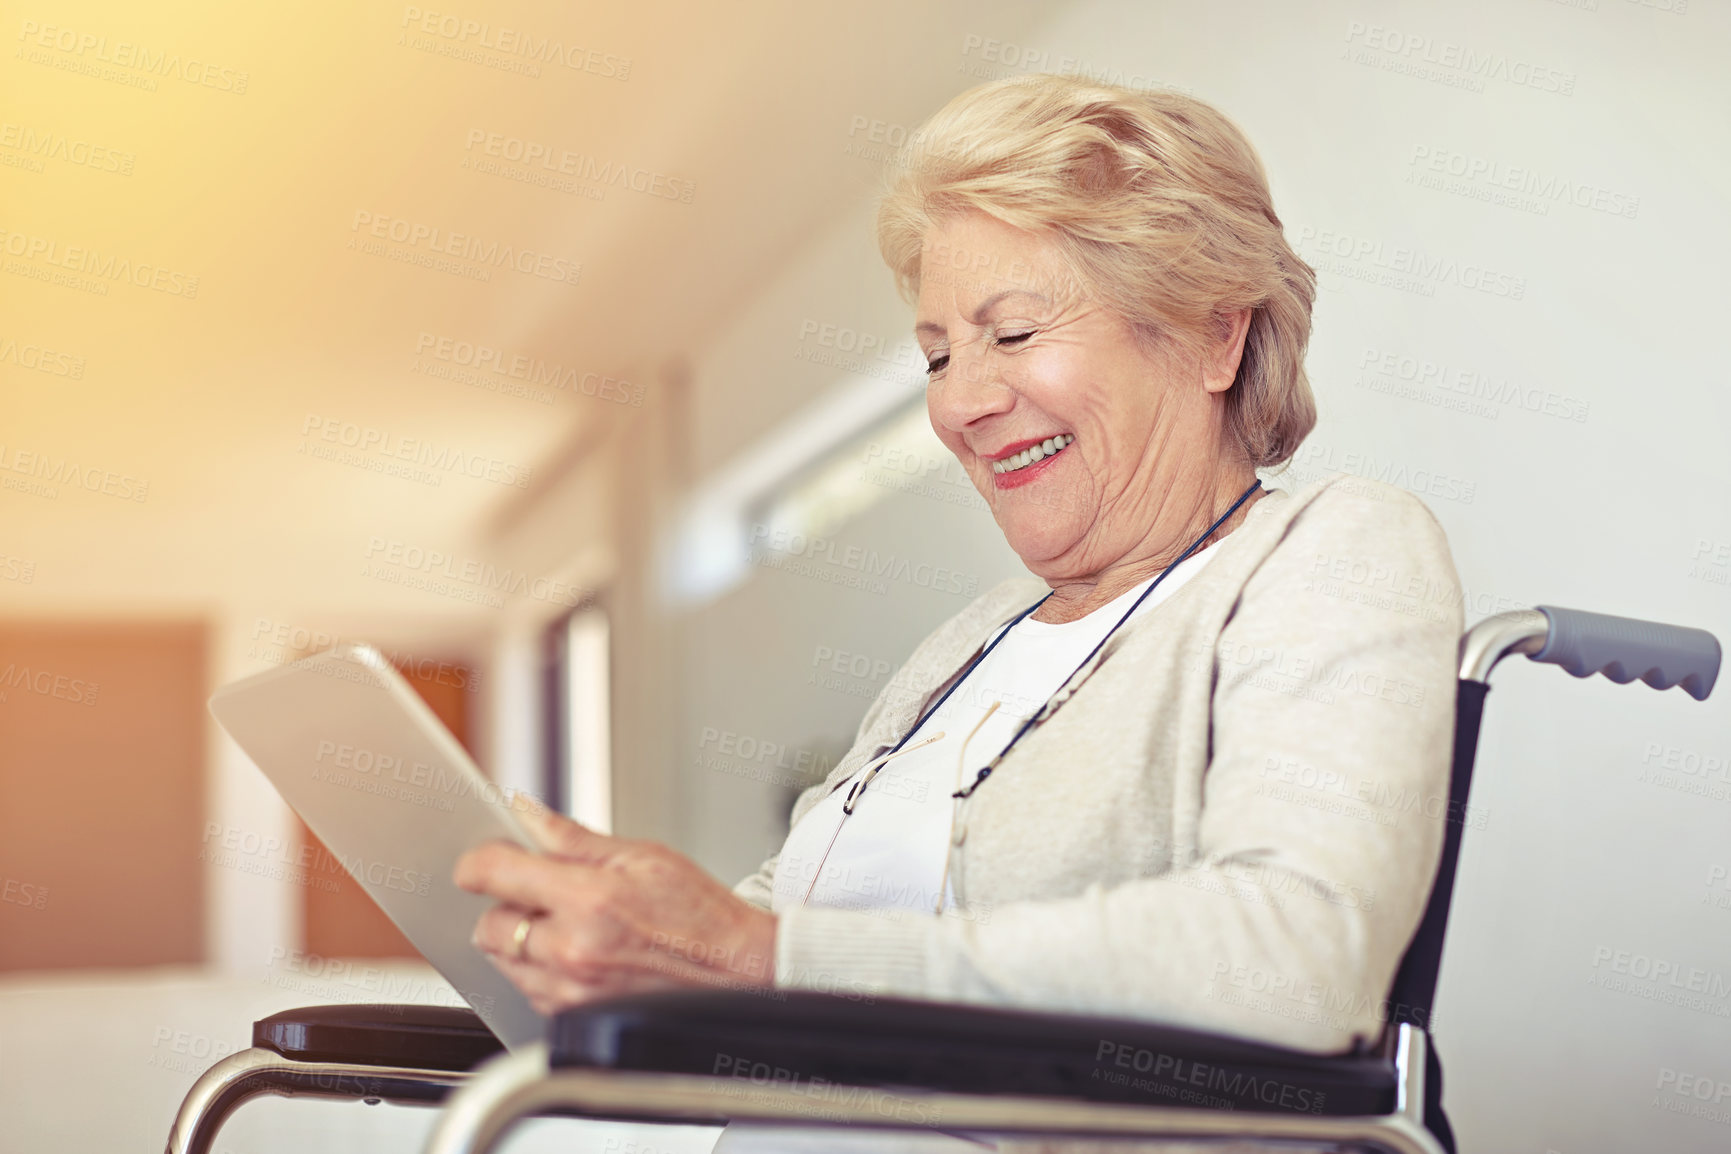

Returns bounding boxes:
[915,210,1251,586]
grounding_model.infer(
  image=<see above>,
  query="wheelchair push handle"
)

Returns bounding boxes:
[1531,605,1720,701]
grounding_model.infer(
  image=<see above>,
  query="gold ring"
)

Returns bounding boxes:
[509,914,534,963]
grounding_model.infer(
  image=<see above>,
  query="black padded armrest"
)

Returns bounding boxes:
[553,990,1394,1117]
[254,1004,506,1072]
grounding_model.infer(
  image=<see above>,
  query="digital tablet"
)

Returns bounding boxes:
[208,643,546,1049]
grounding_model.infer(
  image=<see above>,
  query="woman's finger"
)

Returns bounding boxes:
[483,949,603,1015]
[518,806,617,862]
[454,840,604,909]
[471,902,542,962]
[475,901,708,989]
[474,908,624,1012]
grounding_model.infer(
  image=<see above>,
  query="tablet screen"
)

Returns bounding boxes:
[209,644,547,1049]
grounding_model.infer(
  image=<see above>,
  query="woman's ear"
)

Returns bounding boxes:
[1202,307,1254,395]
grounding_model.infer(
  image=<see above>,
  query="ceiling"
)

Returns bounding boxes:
[0,0,1052,623]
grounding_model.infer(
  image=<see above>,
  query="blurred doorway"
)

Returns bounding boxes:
[299,657,477,959]
[0,621,206,971]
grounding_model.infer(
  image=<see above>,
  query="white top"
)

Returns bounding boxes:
[771,541,1221,916]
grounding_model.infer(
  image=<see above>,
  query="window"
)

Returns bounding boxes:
[543,605,612,831]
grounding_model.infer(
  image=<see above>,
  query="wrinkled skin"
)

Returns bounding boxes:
[462,209,1262,1010]
[916,210,1261,624]
[458,806,776,1013]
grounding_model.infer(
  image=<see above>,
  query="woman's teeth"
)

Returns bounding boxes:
[991,434,1074,475]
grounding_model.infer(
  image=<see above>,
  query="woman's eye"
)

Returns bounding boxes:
[993,331,1034,347]
[925,354,950,375]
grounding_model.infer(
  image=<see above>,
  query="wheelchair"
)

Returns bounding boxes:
[166,605,1722,1154]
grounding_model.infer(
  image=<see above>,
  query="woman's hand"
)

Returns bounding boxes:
[454,807,777,1015]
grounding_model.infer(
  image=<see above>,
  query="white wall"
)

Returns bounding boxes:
[669,2,1731,1150]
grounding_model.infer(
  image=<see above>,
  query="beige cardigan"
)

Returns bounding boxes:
[734,473,1463,1055]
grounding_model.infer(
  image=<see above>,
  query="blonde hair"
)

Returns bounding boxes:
[877,74,1317,469]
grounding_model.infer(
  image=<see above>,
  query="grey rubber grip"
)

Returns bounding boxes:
[1533,605,1721,701]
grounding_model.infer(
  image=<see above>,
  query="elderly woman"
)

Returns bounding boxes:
[457,73,1462,1148]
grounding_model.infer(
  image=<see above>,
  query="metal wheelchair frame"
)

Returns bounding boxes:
[166,606,1721,1154]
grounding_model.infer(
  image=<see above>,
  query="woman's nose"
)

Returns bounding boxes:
[928,343,1014,434]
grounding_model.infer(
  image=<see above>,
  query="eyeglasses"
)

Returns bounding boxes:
[799,731,946,907]
[799,700,1008,915]
[932,700,1000,912]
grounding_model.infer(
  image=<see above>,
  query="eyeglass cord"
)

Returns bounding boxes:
[835,476,1263,819]
[947,476,1264,798]
[799,477,1265,911]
